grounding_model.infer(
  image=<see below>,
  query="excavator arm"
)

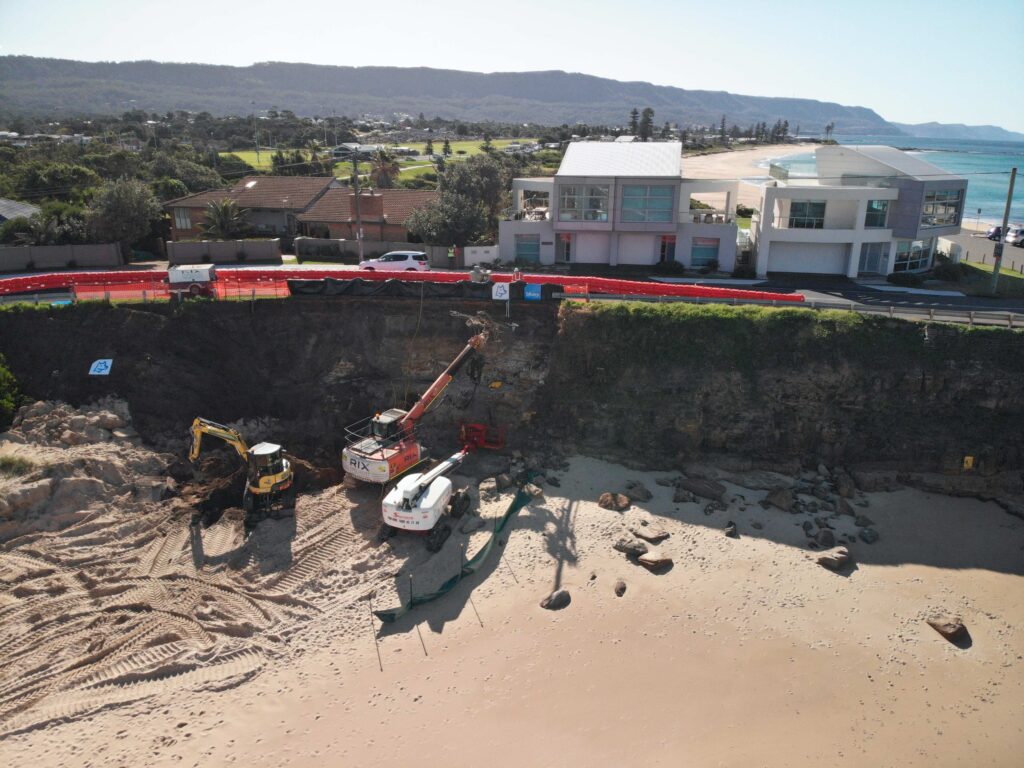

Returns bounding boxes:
[399,333,487,429]
[188,417,250,463]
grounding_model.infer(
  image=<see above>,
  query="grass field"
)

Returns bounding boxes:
[956,260,1024,298]
[221,138,536,187]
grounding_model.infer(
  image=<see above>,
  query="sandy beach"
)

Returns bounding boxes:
[685,144,822,209]
[1,401,1022,768]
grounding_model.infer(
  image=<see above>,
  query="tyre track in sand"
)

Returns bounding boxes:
[0,471,384,735]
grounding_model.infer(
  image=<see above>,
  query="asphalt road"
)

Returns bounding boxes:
[943,231,1024,272]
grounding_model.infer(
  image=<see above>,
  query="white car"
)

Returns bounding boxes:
[358,251,431,271]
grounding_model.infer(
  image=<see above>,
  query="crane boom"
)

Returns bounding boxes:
[399,333,486,428]
[400,449,469,508]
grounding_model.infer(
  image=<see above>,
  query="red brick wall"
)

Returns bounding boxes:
[168,206,208,241]
[326,221,411,241]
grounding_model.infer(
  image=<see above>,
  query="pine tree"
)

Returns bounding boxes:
[424,138,434,156]
[442,138,452,156]
[719,115,727,142]
[628,108,639,135]
[638,108,655,141]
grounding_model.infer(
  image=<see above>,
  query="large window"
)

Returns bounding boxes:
[893,239,932,272]
[921,189,962,227]
[788,201,826,229]
[691,237,719,267]
[173,208,191,230]
[621,185,674,223]
[865,200,889,228]
[515,234,540,262]
[558,185,609,222]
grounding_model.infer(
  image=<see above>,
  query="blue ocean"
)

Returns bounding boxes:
[767,136,1024,226]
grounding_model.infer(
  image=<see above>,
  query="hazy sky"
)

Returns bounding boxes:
[2,0,1022,131]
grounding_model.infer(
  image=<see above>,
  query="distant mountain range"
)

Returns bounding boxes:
[0,56,1019,141]
[891,122,1024,142]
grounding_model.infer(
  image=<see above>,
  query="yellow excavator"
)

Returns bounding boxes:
[188,417,296,522]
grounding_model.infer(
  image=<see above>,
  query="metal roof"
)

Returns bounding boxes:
[818,145,964,182]
[0,198,41,221]
[557,141,682,178]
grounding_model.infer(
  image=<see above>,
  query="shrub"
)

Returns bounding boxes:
[932,259,965,282]
[887,271,924,287]
[0,352,19,430]
[0,455,34,477]
[456,150,467,155]
[732,265,756,279]
[736,204,757,218]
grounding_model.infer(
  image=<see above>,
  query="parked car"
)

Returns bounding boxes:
[985,226,1002,241]
[1005,226,1024,247]
[358,251,430,271]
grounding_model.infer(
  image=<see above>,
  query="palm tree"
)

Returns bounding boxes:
[369,150,401,189]
[201,199,249,240]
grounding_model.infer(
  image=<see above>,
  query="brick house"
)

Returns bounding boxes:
[164,176,340,241]
[296,188,439,241]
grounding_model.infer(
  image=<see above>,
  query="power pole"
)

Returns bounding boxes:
[252,101,260,165]
[352,154,364,260]
[991,166,1017,295]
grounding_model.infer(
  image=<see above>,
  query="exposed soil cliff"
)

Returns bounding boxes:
[0,298,1021,472]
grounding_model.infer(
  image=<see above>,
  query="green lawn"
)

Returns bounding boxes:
[736,216,752,230]
[954,260,1024,298]
[220,149,288,170]
[409,138,538,157]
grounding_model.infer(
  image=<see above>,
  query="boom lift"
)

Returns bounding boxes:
[381,448,472,551]
[342,333,487,484]
[188,417,296,522]
[379,423,505,551]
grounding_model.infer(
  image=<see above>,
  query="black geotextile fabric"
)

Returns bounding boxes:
[287,278,558,300]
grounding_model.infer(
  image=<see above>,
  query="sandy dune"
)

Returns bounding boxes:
[2,420,1022,768]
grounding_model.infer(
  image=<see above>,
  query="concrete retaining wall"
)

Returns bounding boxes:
[463,245,498,266]
[0,243,121,272]
[166,239,282,265]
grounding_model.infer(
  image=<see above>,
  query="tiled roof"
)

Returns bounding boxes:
[228,176,337,210]
[163,176,337,212]
[163,188,232,208]
[297,188,439,223]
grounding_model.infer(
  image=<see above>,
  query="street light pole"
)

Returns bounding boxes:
[991,167,1017,295]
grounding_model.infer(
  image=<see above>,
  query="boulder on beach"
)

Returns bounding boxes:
[622,480,653,502]
[764,487,795,512]
[637,552,673,571]
[614,579,627,597]
[817,546,851,571]
[613,537,649,557]
[540,589,571,611]
[926,614,967,644]
[599,492,631,512]
[630,525,670,544]
[679,478,726,502]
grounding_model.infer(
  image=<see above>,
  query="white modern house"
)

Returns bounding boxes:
[746,145,967,277]
[498,141,739,270]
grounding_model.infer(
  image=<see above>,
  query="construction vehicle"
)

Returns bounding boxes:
[342,333,487,484]
[379,422,506,551]
[188,417,296,522]
[381,448,472,551]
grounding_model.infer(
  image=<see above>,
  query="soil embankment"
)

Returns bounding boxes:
[0,298,1021,472]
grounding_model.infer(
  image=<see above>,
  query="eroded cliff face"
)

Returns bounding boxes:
[539,303,1024,473]
[0,298,1021,472]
